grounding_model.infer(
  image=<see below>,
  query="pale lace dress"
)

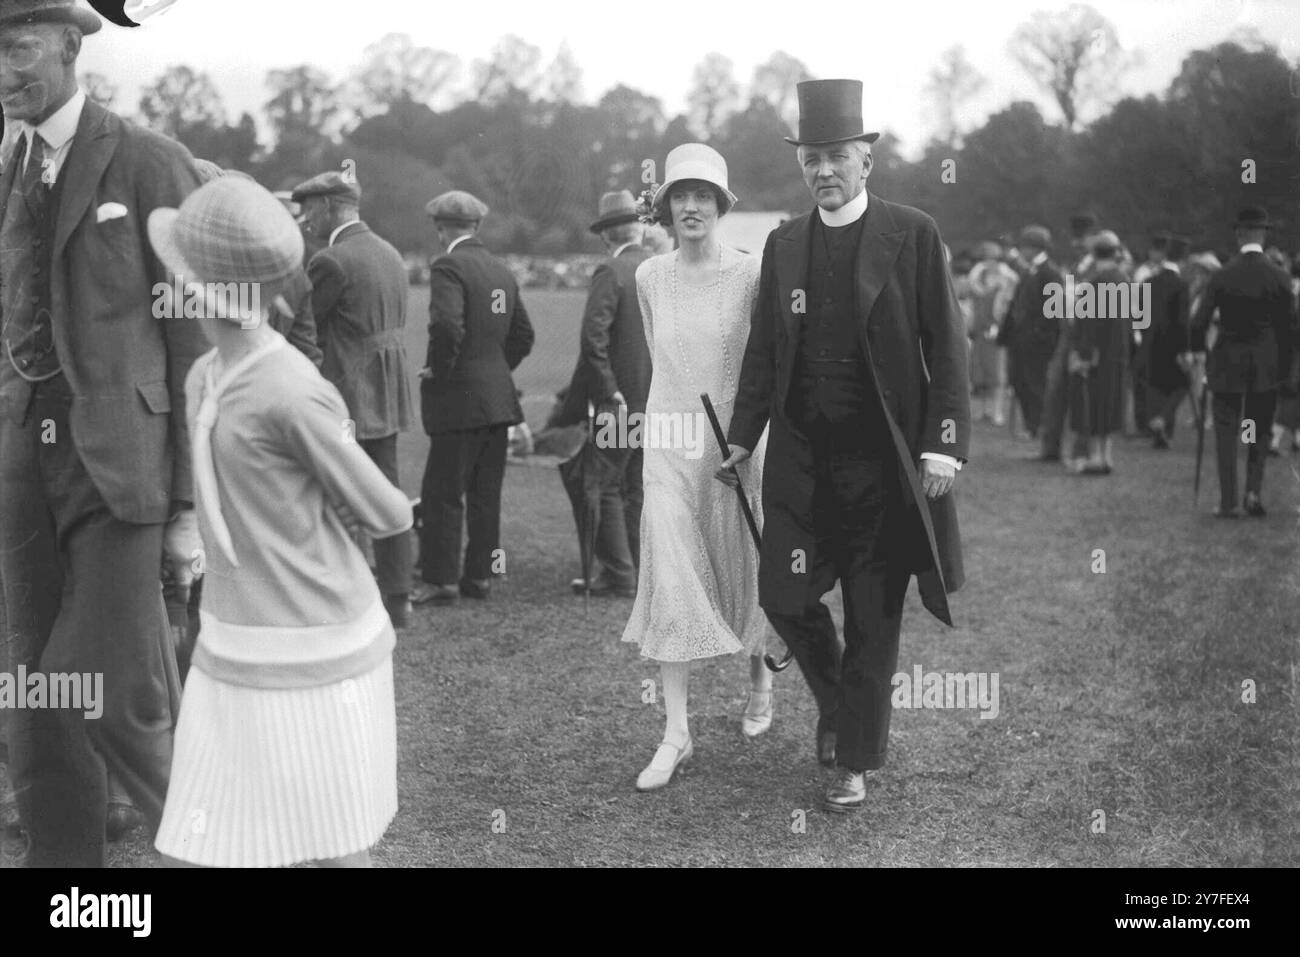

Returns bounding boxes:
[620,250,769,662]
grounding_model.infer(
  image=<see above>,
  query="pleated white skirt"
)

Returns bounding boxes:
[155,655,398,868]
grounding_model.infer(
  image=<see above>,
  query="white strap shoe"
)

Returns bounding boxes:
[635,737,694,791]
[742,690,774,738]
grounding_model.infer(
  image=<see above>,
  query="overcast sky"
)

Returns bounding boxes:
[78,0,1300,156]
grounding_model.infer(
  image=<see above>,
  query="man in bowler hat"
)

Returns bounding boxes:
[416,191,534,604]
[719,79,969,812]
[0,0,202,865]
[293,169,416,626]
[1189,207,1295,517]
[556,190,651,597]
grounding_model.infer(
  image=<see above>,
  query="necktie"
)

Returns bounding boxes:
[21,132,49,220]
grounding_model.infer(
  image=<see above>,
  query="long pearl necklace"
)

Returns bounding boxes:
[671,244,735,397]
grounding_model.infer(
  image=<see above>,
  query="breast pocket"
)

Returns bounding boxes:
[137,381,171,415]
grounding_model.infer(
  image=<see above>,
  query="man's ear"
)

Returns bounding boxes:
[861,150,874,182]
[62,26,82,63]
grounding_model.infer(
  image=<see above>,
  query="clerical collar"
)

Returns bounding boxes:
[817,189,868,227]
[1240,243,1263,254]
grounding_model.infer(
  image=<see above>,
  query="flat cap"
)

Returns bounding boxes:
[1018,225,1052,250]
[290,170,360,205]
[426,190,489,224]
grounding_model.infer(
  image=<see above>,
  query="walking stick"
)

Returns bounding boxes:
[700,394,794,673]
[1193,372,1209,505]
[581,400,596,617]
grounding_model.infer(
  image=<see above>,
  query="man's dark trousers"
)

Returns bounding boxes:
[420,425,508,585]
[765,417,911,772]
[590,437,642,589]
[0,376,179,867]
[1040,336,1087,458]
[1211,390,1276,508]
[359,434,414,597]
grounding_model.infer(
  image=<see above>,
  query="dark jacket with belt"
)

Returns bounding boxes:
[0,99,204,523]
[422,236,534,434]
[556,243,652,426]
[1190,250,1294,393]
[728,192,970,626]
[307,221,413,439]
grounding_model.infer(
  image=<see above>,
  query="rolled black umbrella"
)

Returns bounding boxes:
[558,402,600,616]
[700,393,794,673]
[1192,373,1210,505]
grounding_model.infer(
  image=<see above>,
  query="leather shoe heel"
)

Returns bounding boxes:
[821,768,867,814]
[635,738,693,792]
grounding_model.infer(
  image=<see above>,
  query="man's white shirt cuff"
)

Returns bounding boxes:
[920,452,962,471]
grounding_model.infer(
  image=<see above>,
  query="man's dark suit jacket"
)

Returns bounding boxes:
[1141,266,1190,390]
[308,221,413,439]
[1190,249,1295,393]
[270,267,323,367]
[1003,256,1064,357]
[0,99,204,523]
[556,243,652,427]
[728,191,970,627]
[422,236,534,435]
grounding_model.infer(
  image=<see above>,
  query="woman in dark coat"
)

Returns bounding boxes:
[1069,232,1130,474]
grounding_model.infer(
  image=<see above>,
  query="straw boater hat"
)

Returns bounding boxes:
[650,143,738,220]
[784,79,880,147]
[147,176,305,324]
[0,0,102,34]
[589,190,639,234]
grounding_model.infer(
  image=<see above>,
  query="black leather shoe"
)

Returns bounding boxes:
[821,768,867,813]
[459,578,491,600]
[1243,494,1266,518]
[817,729,837,767]
[1213,506,1240,519]
[411,582,459,605]
[106,803,145,842]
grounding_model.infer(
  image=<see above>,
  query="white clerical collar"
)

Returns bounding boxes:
[612,242,638,259]
[1240,243,1264,254]
[448,234,473,253]
[817,189,868,227]
[21,88,85,167]
[328,219,362,247]
[1031,250,1048,268]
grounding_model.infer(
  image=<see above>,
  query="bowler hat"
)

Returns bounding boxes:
[784,79,879,146]
[426,189,488,225]
[291,170,360,205]
[1233,206,1272,230]
[1069,213,1097,238]
[147,177,305,324]
[650,143,738,219]
[1164,235,1190,261]
[1148,230,1170,251]
[0,0,101,33]
[589,190,639,234]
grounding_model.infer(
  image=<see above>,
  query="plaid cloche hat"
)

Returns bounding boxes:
[147,177,305,324]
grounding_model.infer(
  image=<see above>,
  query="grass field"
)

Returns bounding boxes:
[5,284,1298,867]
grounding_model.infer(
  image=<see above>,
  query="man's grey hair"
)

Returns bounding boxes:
[797,140,872,165]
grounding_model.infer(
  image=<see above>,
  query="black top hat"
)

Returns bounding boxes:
[784,79,880,147]
[1234,206,1272,230]
[0,0,102,34]
[1148,230,1171,250]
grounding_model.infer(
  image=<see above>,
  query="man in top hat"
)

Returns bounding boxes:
[1140,233,1192,448]
[1188,207,1296,517]
[416,190,534,604]
[1003,224,1065,447]
[0,0,203,866]
[719,79,969,812]
[292,169,415,626]
[555,190,651,598]
[1069,214,1099,276]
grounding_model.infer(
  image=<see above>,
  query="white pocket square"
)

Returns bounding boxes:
[96,202,128,223]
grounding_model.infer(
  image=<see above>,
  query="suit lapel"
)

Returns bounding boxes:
[775,212,811,344]
[853,191,905,336]
[52,100,118,259]
[0,140,19,232]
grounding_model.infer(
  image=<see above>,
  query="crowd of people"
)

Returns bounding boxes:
[0,0,1295,869]
[949,213,1299,506]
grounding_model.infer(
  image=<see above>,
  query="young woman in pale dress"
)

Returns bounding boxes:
[621,144,773,791]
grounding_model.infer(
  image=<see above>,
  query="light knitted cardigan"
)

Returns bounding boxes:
[184,333,413,689]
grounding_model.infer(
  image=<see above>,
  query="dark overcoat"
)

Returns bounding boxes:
[727,192,970,627]
[1190,251,1294,394]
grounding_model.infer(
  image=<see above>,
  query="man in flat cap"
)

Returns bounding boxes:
[293,168,416,626]
[554,190,651,598]
[719,79,969,813]
[416,190,534,604]
[1003,225,1065,448]
[0,0,203,866]
[1189,207,1296,517]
